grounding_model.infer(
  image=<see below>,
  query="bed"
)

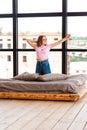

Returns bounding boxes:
[0,73,87,101]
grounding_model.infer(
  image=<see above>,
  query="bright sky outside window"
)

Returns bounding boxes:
[68,17,87,37]
[0,18,12,33]
[18,17,62,34]
[0,0,12,14]
[18,0,62,13]
[68,0,87,12]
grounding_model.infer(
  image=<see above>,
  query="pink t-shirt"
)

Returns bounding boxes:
[34,44,51,60]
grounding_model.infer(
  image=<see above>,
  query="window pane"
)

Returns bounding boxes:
[67,17,87,49]
[18,17,62,49]
[18,0,62,13]
[0,18,13,49]
[67,52,87,75]
[0,0,12,14]
[0,52,13,78]
[68,0,87,12]
[49,52,62,73]
[18,51,62,74]
[18,52,36,74]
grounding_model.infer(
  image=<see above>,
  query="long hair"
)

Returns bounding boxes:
[37,35,46,47]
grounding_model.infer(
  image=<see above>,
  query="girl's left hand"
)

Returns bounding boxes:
[66,34,71,39]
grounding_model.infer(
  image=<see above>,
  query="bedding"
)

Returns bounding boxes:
[0,73,87,101]
[0,74,86,94]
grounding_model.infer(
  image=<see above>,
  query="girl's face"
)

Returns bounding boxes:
[42,36,47,45]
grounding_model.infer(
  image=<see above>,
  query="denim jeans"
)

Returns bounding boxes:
[36,59,51,75]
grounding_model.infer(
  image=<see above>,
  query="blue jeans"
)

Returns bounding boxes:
[36,59,51,75]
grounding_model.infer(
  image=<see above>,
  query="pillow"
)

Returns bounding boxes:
[13,72,39,81]
[37,73,68,81]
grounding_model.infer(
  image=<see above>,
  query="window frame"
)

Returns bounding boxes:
[0,0,87,77]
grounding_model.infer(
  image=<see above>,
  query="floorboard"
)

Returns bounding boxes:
[0,94,87,130]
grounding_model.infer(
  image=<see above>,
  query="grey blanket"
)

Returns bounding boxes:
[0,74,86,94]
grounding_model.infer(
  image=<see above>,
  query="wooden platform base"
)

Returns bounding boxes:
[0,88,87,101]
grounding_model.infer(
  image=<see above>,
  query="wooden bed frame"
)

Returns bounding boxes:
[0,87,87,101]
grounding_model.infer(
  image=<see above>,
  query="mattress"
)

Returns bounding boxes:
[0,74,87,101]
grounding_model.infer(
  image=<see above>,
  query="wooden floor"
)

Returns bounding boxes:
[0,95,87,130]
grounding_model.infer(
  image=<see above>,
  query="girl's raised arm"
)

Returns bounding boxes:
[23,38,37,48]
[50,34,71,49]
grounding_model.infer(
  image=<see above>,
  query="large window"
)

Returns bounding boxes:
[0,0,87,78]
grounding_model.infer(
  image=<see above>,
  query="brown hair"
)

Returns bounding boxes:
[37,35,46,47]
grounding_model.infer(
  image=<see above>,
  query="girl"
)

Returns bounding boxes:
[23,34,71,75]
